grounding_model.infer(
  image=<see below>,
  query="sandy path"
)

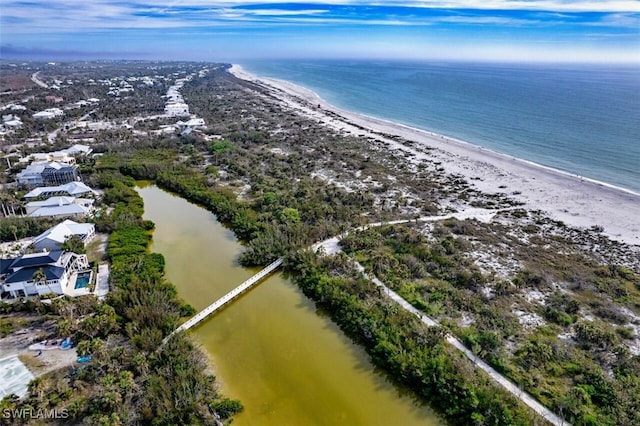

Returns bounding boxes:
[311,212,571,425]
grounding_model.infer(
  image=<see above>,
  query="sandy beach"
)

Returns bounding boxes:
[229,65,640,247]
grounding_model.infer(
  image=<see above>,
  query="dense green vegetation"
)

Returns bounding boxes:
[0,217,55,243]
[3,62,639,426]
[287,250,540,425]
[2,171,241,425]
[93,142,375,267]
[341,222,640,426]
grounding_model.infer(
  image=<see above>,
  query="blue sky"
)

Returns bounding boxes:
[1,1,639,62]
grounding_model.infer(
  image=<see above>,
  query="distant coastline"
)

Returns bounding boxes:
[254,74,639,197]
[238,60,640,194]
[229,64,640,246]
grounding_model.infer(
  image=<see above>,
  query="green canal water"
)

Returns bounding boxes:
[138,184,442,426]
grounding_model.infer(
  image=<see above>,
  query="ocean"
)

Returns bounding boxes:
[240,60,640,193]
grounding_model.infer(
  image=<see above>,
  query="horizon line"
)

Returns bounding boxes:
[1,54,639,66]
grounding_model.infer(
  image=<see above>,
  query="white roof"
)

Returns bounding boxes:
[33,219,94,246]
[16,162,47,180]
[4,120,22,127]
[20,161,69,173]
[33,111,55,119]
[26,196,75,208]
[24,181,95,198]
[61,144,92,155]
[28,204,90,218]
[20,162,46,174]
[186,118,205,127]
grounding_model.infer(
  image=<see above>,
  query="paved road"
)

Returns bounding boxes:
[95,264,110,300]
[31,72,48,89]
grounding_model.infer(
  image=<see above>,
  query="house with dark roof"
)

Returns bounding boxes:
[0,250,90,299]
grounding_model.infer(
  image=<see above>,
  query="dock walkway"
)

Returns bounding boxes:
[164,258,283,343]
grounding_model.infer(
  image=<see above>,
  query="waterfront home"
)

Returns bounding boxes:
[16,161,79,188]
[25,196,76,215]
[0,250,90,299]
[26,197,93,219]
[32,220,95,252]
[24,181,97,199]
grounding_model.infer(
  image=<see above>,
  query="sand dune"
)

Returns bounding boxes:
[230,65,640,247]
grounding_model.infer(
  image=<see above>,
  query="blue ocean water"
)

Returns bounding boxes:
[240,60,640,193]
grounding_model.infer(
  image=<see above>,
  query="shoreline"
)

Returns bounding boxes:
[358,114,640,198]
[229,64,640,247]
[233,65,639,197]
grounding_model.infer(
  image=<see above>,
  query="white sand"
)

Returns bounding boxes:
[229,65,640,247]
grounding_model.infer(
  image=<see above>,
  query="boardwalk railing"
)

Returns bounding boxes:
[164,258,284,343]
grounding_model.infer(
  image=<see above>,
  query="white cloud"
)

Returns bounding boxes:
[591,12,640,26]
[244,9,329,16]
[404,1,640,12]
[162,1,640,13]
[434,16,542,25]
[1,0,639,34]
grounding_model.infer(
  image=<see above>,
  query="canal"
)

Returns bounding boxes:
[138,184,442,425]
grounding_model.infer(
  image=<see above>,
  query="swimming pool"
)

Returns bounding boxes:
[74,271,92,289]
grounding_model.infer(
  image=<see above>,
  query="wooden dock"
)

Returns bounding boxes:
[164,258,284,343]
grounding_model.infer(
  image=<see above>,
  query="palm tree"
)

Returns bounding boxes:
[8,225,18,242]
[27,377,47,402]
[32,268,46,286]
[32,268,56,296]
[61,235,86,254]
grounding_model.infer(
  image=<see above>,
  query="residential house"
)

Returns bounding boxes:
[0,250,90,299]
[16,162,79,188]
[32,220,95,251]
[26,197,93,219]
[25,196,75,215]
[2,114,23,129]
[23,144,93,165]
[165,102,189,116]
[24,181,97,199]
[41,163,78,186]
[27,152,75,165]
[32,108,64,119]
[61,144,92,156]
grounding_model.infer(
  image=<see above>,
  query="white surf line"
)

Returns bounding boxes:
[230,66,640,247]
